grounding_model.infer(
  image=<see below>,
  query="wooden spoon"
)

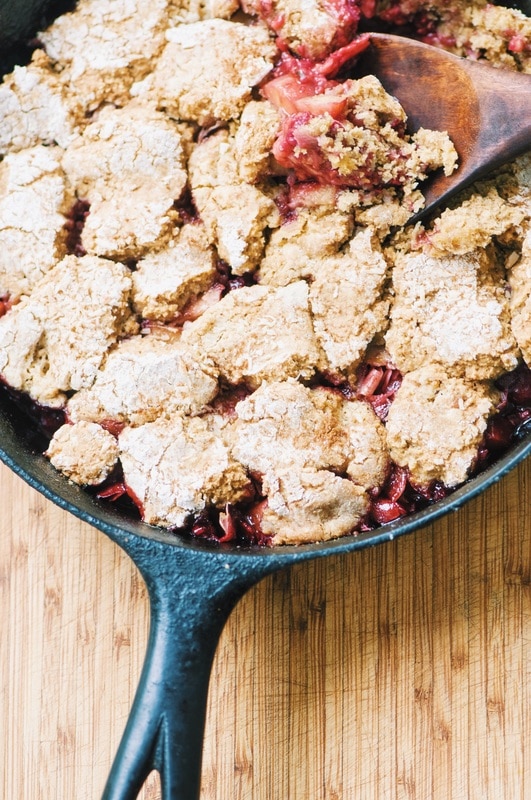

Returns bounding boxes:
[357,33,531,221]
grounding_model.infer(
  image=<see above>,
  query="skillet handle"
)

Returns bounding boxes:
[101,537,277,800]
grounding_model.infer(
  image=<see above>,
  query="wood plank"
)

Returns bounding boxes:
[1,455,530,799]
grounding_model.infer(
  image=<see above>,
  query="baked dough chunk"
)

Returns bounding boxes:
[61,104,187,259]
[231,379,388,483]
[181,282,322,387]
[0,255,135,407]
[0,52,77,156]
[426,189,526,255]
[46,421,119,485]
[466,4,531,72]
[508,230,531,363]
[67,332,218,427]
[385,249,518,380]
[149,20,278,126]
[132,224,216,320]
[261,469,368,545]
[39,0,171,110]
[386,366,498,487]
[241,0,360,59]
[308,229,390,375]
[258,207,354,287]
[233,100,281,184]
[118,414,251,528]
[230,380,388,543]
[189,129,280,274]
[0,146,70,300]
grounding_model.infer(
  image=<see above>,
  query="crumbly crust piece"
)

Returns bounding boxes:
[61,104,187,259]
[426,189,526,255]
[67,332,218,427]
[189,129,280,274]
[271,76,457,200]
[46,421,119,485]
[231,379,354,474]
[309,229,390,375]
[0,146,70,300]
[181,282,323,387]
[386,366,498,487]
[229,379,387,543]
[241,0,361,58]
[132,224,216,320]
[261,469,368,545]
[234,101,282,184]
[385,249,519,380]
[508,229,531,363]
[258,207,353,286]
[231,379,388,485]
[0,51,77,156]
[149,20,278,126]
[39,0,171,109]
[0,255,135,407]
[118,414,251,528]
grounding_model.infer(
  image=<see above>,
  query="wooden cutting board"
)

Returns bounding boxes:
[1,455,530,799]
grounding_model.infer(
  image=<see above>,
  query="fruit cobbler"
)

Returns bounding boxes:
[0,0,530,545]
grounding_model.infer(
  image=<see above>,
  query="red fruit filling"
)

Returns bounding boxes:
[64,199,90,256]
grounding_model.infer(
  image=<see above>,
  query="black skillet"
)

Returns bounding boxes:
[1,2,531,798]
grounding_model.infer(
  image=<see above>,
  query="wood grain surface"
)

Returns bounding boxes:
[1,455,530,800]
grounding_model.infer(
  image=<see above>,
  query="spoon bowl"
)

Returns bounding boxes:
[357,33,531,220]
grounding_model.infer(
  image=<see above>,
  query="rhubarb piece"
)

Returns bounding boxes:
[46,421,119,485]
[265,72,457,198]
[67,332,218,427]
[0,255,136,407]
[385,249,519,380]
[118,414,251,529]
[386,366,498,487]
[0,146,71,301]
[149,20,278,126]
[61,104,188,259]
[181,282,323,387]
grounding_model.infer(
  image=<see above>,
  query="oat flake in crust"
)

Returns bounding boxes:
[0,51,77,157]
[508,229,531,364]
[39,0,172,110]
[132,224,216,321]
[385,249,519,380]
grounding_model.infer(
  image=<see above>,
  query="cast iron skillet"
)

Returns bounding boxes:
[1,2,531,798]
